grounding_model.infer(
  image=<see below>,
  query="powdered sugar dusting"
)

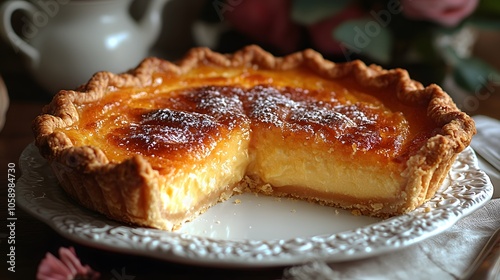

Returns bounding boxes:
[109,84,405,157]
[114,109,221,158]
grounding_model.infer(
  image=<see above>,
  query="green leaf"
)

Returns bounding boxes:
[475,0,500,16]
[452,57,500,92]
[291,0,350,25]
[333,18,393,64]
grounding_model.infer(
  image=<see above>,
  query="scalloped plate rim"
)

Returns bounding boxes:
[16,143,494,268]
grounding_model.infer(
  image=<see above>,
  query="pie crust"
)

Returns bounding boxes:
[33,45,476,230]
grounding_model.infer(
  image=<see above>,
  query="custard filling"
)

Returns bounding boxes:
[58,67,434,208]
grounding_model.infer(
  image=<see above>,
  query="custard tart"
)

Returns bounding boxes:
[33,45,475,230]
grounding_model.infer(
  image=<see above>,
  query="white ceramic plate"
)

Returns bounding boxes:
[17,143,493,267]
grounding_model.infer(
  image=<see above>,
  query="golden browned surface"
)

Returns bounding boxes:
[57,66,435,172]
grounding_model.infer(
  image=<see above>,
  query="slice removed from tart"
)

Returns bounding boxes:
[33,45,476,230]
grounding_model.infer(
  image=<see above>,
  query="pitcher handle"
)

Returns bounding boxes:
[0,1,40,67]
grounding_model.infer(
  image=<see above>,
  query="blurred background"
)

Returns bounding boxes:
[0,1,498,278]
[0,0,499,117]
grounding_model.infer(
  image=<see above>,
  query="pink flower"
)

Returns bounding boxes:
[401,0,479,27]
[308,4,366,56]
[37,247,100,280]
[225,0,302,53]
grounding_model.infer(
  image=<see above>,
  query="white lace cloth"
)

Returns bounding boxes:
[472,115,500,198]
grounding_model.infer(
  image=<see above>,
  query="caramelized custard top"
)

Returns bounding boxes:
[60,66,435,169]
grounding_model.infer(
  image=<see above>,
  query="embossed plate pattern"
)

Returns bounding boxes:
[17,143,493,267]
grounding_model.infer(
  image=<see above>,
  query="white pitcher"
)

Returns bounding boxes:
[0,0,169,94]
